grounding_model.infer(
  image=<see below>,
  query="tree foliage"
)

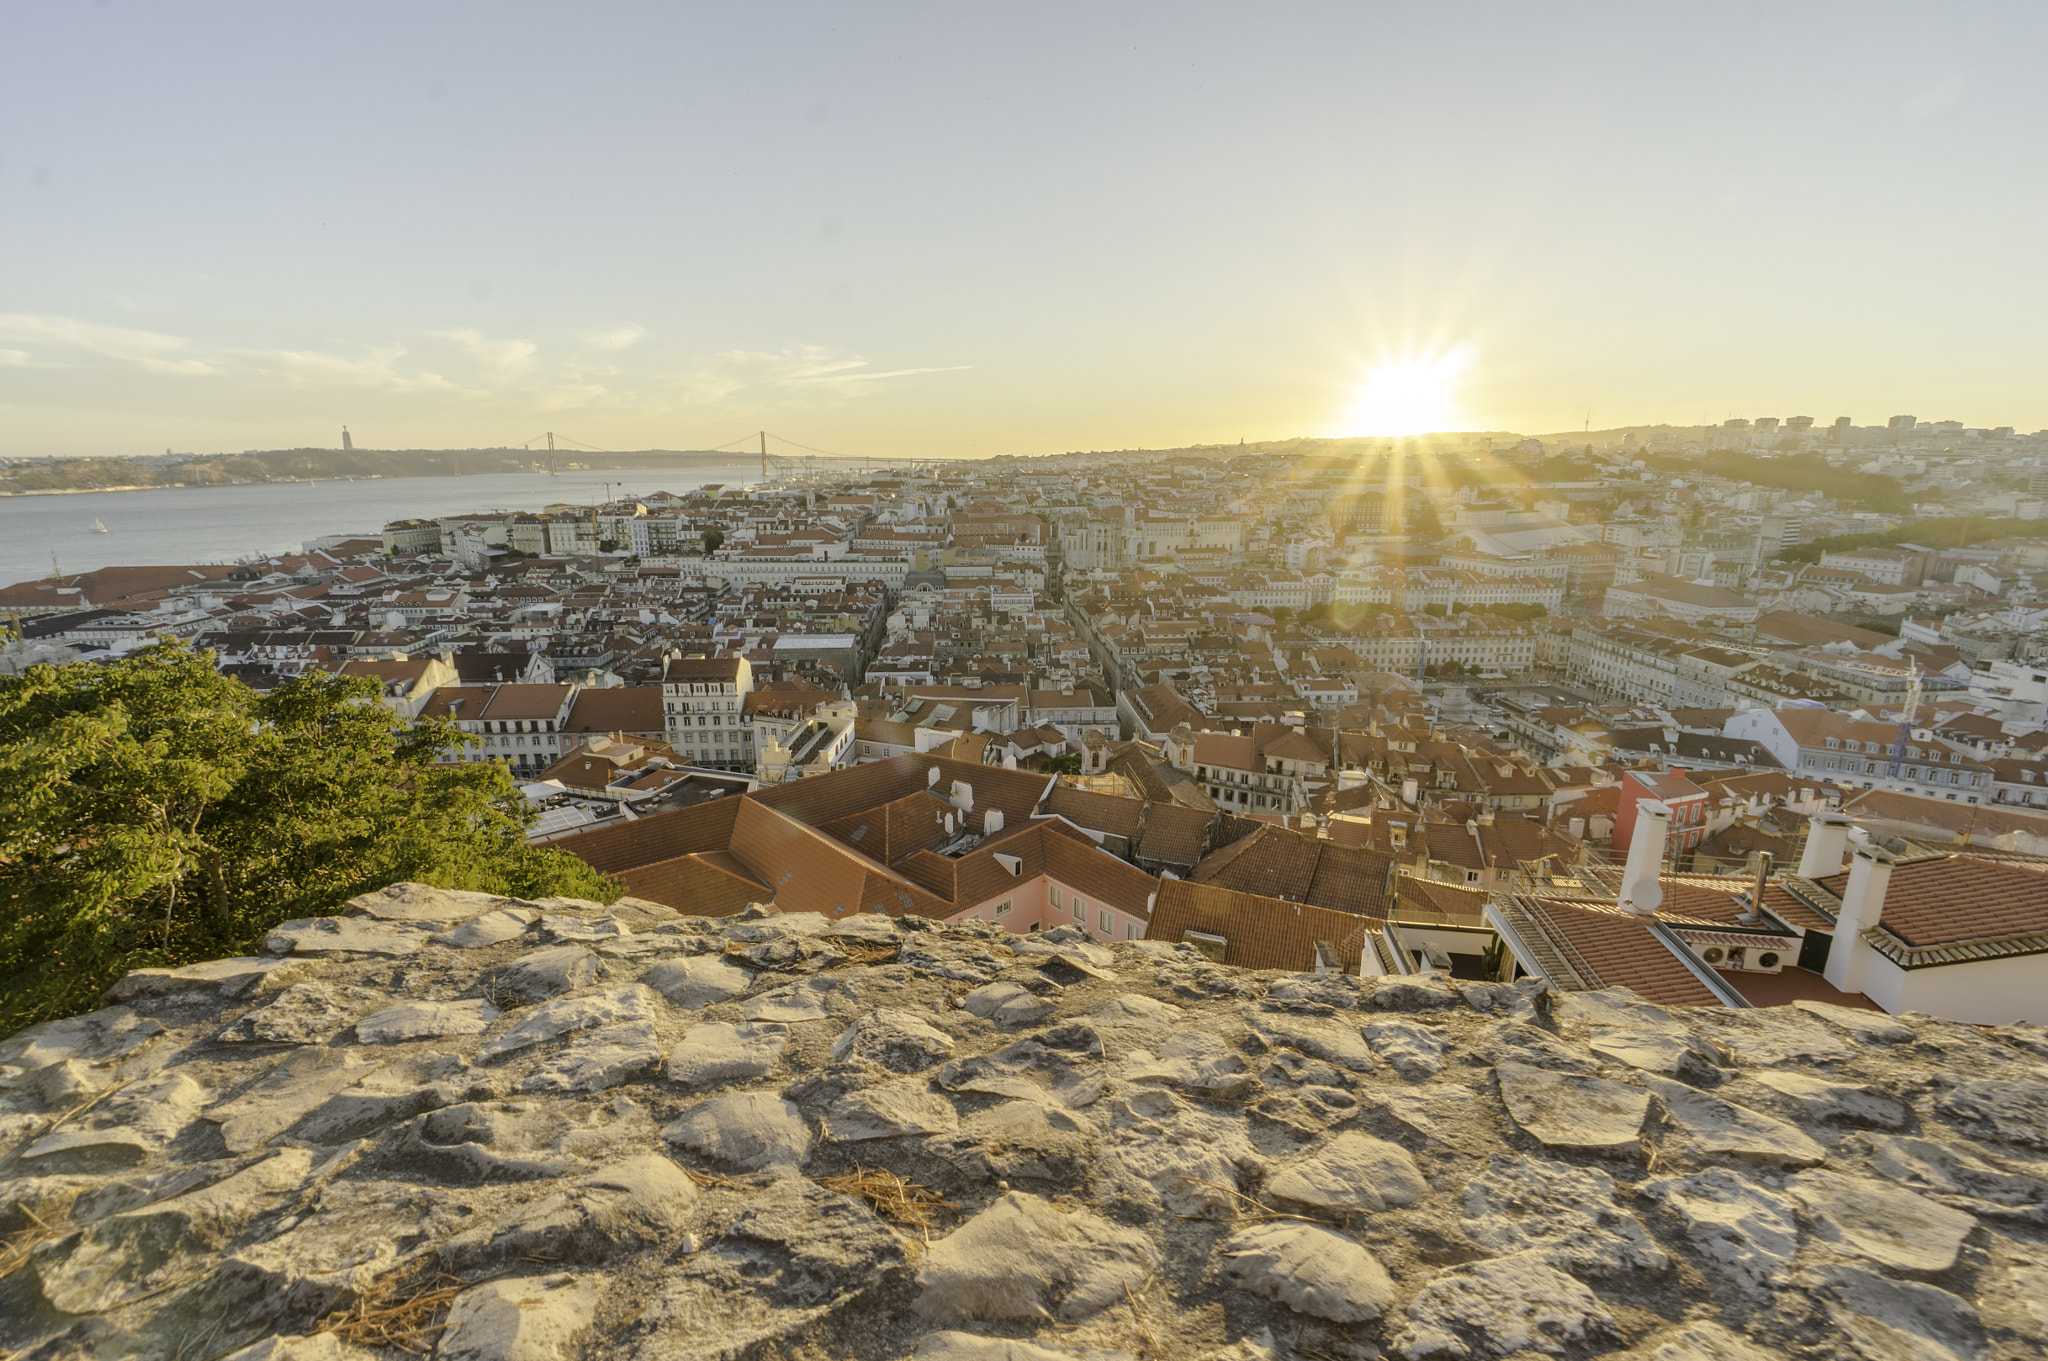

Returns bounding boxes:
[0,643,618,1033]
[701,527,725,554]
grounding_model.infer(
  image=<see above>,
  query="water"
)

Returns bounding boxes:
[0,466,760,590]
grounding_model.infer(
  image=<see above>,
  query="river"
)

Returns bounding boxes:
[0,466,762,590]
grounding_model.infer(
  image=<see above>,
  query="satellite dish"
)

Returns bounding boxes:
[1621,877,1664,914]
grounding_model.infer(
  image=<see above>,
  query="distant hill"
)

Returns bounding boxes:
[0,447,786,496]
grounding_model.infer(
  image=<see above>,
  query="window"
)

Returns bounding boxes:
[1073,896,1086,920]
[1099,908,1111,932]
[1049,885,1062,909]
[1126,923,1140,940]
[995,900,1013,918]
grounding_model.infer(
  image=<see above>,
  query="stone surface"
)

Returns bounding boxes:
[493,945,600,1002]
[1787,1168,1978,1273]
[1220,1221,1395,1322]
[826,1077,961,1140]
[1643,1075,1827,1167]
[477,984,662,1061]
[961,981,1057,1026]
[438,1274,604,1361]
[1396,1250,1621,1359]
[1265,1130,1429,1213]
[664,1090,813,1171]
[1459,1155,1665,1274]
[666,1021,789,1086]
[1748,1069,1910,1128]
[1642,1168,1799,1288]
[6,879,2046,1361]
[1363,1018,1448,1079]
[432,907,539,949]
[640,955,755,1008]
[263,916,435,956]
[1497,1061,1649,1155]
[915,1192,1157,1322]
[353,997,499,1043]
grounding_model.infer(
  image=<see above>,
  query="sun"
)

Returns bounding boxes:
[1336,346,1474,437]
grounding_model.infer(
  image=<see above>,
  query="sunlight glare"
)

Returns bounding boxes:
[1337,346,1474,437]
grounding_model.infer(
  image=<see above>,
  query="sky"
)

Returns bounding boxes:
[3,3,2044,460]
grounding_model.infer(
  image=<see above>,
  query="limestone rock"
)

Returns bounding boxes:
[667,1021,788,1087]
[1363,1018,1448,1079]
[1459,1155,1666,1274]
[438,1274,604,1361]
[829,1007,956,1072]
[221,1334,381,1361]
[742,975,858,1023]
[1748,1070,1909,1128]
[442,1154,697,1269]
[519,1021,664,1093]
[1808,1264,1985,1361]
[206,1047,382,1153]
[478,984,662,1061]
[23,1071,208,1162]
[1786,1168,1977,1273]
[1220,1221,1395,1322]
[1794,998,1914,1044]
[1120,1033,1256,1099]
[1643,1075,1826,1167]
[935,1100,1096,1185]
[535,912,631,944]
[825,1077,960,1141]
[1396,1250,1621,1359]
[493,946,600,1003]
[915,1192,1157,1322]
[345,882,507,924]
[961,981,1057,1026]
[1609,1321,1777,1361]
[1641,1168,1799,1288]
[640,955,755,1008]
[915,1335,1135,1361]
[664,1091,813,1172]
[105,956,300,1003]
[1101,1085,1261,1215]
[355,998,499,1044]
[1497,1062,1648,1155]
[1265,1130,1429,1213]
[1932,1076,2048,1149]
[1588,1028,1721,1084]
[621,1176,904,1360]
[32,1147,313,1314]
[1241,1008,1376,1073]
[1853,1131,2048,1221]
[432,908,540,949]
[262,916,434,957]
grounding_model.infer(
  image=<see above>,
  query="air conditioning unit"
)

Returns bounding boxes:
[1701,946,1729,967]
[1750,949,1785,974]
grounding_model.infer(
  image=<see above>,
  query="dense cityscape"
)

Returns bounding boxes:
[9,418,2048,1022]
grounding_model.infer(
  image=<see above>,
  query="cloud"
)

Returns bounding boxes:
[579,324,646,351]
[0,349,27,367]
[428,328,538,381]
[231,343,461,394]
[1902,74,1967,119]
[0,312,214,375]
[670,345,968,406]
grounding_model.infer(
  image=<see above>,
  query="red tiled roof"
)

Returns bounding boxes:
[1146,879,1377,973]
[1516,898,1724,1008]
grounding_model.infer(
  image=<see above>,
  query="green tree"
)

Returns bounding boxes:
[701,527,725,554]
[0,643,618,1033]
[1043,751,1084,775]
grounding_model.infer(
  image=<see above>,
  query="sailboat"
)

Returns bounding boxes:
[92,518,108,534]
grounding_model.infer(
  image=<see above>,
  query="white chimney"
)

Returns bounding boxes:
[950,779,975,812]
[1798,812,1852,879]
[1823,846,1894,996]
[1619,799,1671,915]
[927,765,942,788]
[984,808,1004,835]
[1400,777,1419,805]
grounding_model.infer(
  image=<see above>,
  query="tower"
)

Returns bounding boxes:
[341,426,353,451]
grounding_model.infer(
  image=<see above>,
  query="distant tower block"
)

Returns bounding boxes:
[341,426,354,451]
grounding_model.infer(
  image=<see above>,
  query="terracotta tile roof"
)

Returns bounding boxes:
[1136,803,1215,870]
[563,686,665,734]
[750,753,1047,831]
[1840,854,2048,951]
[1146,879,1378,974]
[616,852,768,917]
[560,798,742,873]
[817,790,959,865]
[1393,875,1489,921]
[1507,898,1725,1008]
[1190,825,1394,918]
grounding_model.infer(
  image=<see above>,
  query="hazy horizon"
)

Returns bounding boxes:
[5,4,2043,460]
